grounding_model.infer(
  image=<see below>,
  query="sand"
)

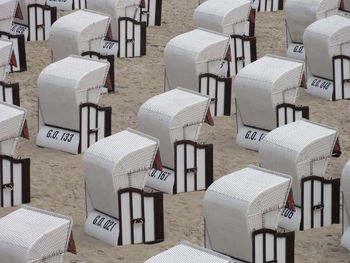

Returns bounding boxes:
[1,1,350,262]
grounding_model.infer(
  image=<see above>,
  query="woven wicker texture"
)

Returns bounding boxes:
[138,88,210,169]
[204,166,291,262]
[83,129,159,219]
[0,206,72,263]
[193,0,251,35]
[304,15,350,80]
[0,0,17,32]
[88,0,139,41]
[0,39,12,81]
[50,10,110,61]
[38,55,109,131]
[145,242,233,263]
[164,29,229,92]
[0,102,26,155]
[234,55,303,131]
[259,120,338,206]
[285,0,340,44]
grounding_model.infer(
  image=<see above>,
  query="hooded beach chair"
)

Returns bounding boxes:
[88,0,147,58]
[164,29,238,116]
[50,10,115,92]
[0,102,30,208]
[145,242,234,263]
[193,0,257,74]
[0,206,73,262]
[50,9,110,62]
[11,0,57,41]
[83,129,164,246]
[235,55,309,151]
[46,0,87,10]
[341,160,350,251]
[0,38,21,104]
[194,0,256,37]
[204,166,294,263]
[285,0,340,61]
[138,88,214,194]
[304,15,350,100]
[259,120,341,231]
[36,55,111,154]
[146,166,294,263]
[0,0,26,72]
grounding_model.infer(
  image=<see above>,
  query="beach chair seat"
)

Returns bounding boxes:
[138,88,213,195]
[145,242,234,263]
[88,0,147,58]
[0,102,30,207]
[36,55,111,154]
[304,15,350,100]
[235,55,308,151]
[285,0,340,61]
[341,160,350,250]
[136,0,162,26]
[11,0,57,41]
[164,29,238,116]
[204,165,293,262]
[83,129,164,246]
[50,10,110,62]
[260,120,341,231]
[0,0,27,73]
[46,0,87,10]
[0,206,73,262]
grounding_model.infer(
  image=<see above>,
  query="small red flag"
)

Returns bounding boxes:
[15,4,23,20]
[67,232,77,255]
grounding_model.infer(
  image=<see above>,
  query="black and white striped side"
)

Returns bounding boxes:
[117,188,164,245]
[118,18,146,58]
[257,0,284,12]
[300,176,340,231]
[173,140,213,194]
[79,103,112,154]
[0,155,30,207]
[138,0,162,26]
[199,73,232,116]
[0,82,20,106]
[276,103,309,127]
[332,55,350,100]
[252,229,295,263]
[27,4,57,41]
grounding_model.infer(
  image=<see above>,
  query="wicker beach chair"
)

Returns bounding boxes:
[138,88,213,194]
[235,55,308,151]
[0,206,73,262]
[260,119,341,231]
[83,129,164,246]
[304,15,350,100]
[36,55,111,154]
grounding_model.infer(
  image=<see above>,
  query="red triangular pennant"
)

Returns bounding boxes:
[21,120,29,139]
[249,9,255,23]
[67,231,77,255]
[301,74,307,89]
[205,108,214,126]
[107,24,113,40]
[139,0,146,8]
[286,191,295,212]
[106,73,112,91]
[15,3,23,20]
[10,51,18,68]
[153,150,163,171]
[332,137,342,158]
[225,48,232,62]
